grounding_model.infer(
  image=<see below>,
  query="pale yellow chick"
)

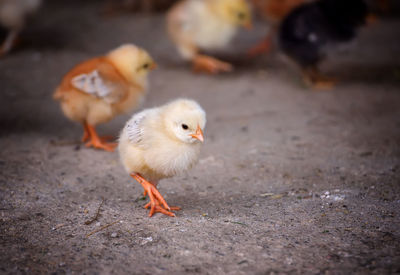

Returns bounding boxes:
[119,98,206,217]
[53,44,156,152]
[167,0,252,74]
[0,0,42,56]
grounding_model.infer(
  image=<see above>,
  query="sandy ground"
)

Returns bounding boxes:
[1,1,400,274]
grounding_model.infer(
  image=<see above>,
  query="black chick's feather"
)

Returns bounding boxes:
[279,0,368,68]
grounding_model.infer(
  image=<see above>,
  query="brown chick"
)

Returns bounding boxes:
[0,0,42,56]
[248,0,306,57]
[53,44,156,152]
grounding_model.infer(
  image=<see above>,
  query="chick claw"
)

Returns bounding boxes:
[83,123,117,152]
[82,129,116,151]
[311,80,337,91]
[132,173,180,217]
[144,202,181,212]
[144,201,180,217]
[85,139,117,152]
[306,76,337,91]
[303,67,337,91]
[193,55,233,74]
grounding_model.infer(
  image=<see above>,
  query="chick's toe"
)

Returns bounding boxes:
[193,55,233,74]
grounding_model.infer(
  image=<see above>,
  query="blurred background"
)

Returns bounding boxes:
[1,0,400,274]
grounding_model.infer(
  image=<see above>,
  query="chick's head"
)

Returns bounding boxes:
[163,99,206,144]
[107,44,156,86]
[211,0,252,28]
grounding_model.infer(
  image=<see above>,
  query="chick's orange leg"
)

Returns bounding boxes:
[192,54,233,74]
[82,123,114,142]
[302,66,337,91]
[131,173,178,217]
[81,122,90,142]
[84,124,117,152]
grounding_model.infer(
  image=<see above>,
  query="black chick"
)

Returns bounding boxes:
[279,0,368,89]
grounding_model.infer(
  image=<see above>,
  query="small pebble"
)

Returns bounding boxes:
[111,232,118,238]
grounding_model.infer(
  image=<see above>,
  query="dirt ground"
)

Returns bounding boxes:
[1,1,400,274]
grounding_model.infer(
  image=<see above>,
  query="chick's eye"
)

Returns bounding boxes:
[142,63,150,69]
[182,124,189,130]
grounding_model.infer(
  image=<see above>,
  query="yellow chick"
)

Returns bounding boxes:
[0,0,42,56]
[53,44,156,152]
[119,98,206,217]
[167,0,252,74]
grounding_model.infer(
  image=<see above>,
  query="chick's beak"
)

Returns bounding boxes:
[243,20,253,30]
[190,125,204,143]
[150,62,157,70]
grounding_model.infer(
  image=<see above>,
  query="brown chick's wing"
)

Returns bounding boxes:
[70,60,127,104]
[71,70,124,104]
[55,57,128,104]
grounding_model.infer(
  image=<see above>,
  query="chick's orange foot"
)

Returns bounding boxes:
[144,201,181,217]
[85,139,117,152]
[303,67,337,91]
[192,55,233,74]
[131,173,179,217]
[309,80,337,91]
[83,124,117,152]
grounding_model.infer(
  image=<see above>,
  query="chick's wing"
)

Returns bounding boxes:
[125,109,157,149]
[71,61,128,104]
[126,111,147,144]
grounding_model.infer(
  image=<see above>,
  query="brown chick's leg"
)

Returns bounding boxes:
[85,124,117,152]
[131,173,180,217]
[81,122,90,142]
[302,66,337,91]
[192,54,233,74]
[82,122,113,143]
